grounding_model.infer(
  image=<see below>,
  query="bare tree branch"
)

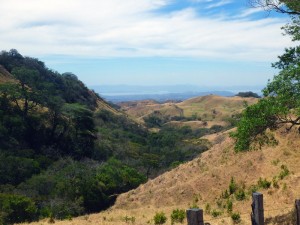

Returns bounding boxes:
[249,0,300,15]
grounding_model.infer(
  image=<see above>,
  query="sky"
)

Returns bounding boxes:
[0,0,294,87]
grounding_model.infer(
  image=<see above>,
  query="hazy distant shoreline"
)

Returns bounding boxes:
[89,85,263,102]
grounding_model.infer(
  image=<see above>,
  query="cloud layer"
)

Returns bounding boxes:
[0,0,292,62]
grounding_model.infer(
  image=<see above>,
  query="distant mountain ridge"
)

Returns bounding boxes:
[91,85,263,102]
[101,91,235,103]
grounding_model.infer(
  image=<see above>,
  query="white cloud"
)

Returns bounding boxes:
[236,7,265,18]
[205,0,232,9]
[0,0,292,62]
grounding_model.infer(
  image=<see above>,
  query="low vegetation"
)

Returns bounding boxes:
[153,212,167,225]
[170,209,185,224]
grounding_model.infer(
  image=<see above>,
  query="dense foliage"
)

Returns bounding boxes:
[232,3,300,151]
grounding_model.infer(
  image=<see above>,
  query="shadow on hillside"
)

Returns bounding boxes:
[265,210,295,225]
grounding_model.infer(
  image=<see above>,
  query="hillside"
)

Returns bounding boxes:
[22,126,300,225]
[0,50,215,224]
[119,95,258,129]
[0,50,150,223]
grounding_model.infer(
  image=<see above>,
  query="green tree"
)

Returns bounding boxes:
[232,2,300,151]
[11,67,41,117]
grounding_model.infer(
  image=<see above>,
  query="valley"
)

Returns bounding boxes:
[1,50,299,225]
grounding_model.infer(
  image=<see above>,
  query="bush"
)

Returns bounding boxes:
[153,212,167,225]
[227,199,233,213]
[204,203,211,214]
[272,177,279,189]
[231,212,241,223]
[257,178,271,189]
[211,209,222,217]
[171,209,185,224]
[229,177,237,195]
[235,188,246,201]
[278,165,289,180]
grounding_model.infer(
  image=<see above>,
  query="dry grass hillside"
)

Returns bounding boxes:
[177,95,258,119]
[21,126,300,225]
[119,100,184,123]
[0,65,14,83]
[118,95,258,128]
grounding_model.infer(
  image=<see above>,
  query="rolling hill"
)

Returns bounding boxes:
[119,95,258,129]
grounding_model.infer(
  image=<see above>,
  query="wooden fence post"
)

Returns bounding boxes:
[186,208,204,225]
[296,199,300,225]
[251,192,264,225]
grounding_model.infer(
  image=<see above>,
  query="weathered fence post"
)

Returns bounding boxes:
[251,192,264,225]
[186,208,204,225]
[296,199,300,225]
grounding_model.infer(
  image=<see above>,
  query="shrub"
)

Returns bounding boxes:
[278,165,289,180]
[227,199,233,213]
[211,209,222,218]
[229,177,237,194]
[272,177,279,189]
[257,178,271,189]
[235,188,246,201]
[171,209,185,224]
[204,203,211,214]
[153,212,167,225]
[231,212,241,223]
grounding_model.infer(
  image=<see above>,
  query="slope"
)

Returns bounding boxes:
[0,65,14,83]
[24,126,300,225]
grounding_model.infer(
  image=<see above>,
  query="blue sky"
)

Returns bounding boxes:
[0,0,293,87]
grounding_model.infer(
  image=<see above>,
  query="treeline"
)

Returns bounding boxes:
[0,50,213,223]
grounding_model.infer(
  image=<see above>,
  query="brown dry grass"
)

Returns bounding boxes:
[0,65,15,83]
[19,126,300,225]
[177,95,258,120]
[165,120,228,129]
